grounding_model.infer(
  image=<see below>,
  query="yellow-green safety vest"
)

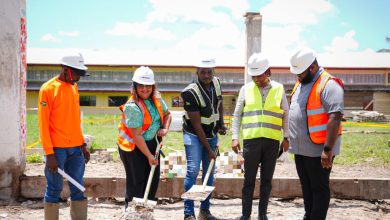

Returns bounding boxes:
[242,81,284,140]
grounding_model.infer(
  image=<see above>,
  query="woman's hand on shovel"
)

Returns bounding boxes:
[147,154,159,167]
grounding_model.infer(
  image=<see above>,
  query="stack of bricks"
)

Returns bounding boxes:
[215,151,244,177]
[160,151,187,178]
[160,150,246,178]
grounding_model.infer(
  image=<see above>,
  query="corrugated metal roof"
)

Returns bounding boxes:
[27,48,390,69]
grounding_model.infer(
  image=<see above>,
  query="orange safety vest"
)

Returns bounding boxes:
[117,95,164,151]
[291,71,343,144]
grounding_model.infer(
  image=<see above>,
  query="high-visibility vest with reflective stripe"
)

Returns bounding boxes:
[242,81,284,140]
[291,71,343,144]
[117,95,164,152]
[183,77,222,126]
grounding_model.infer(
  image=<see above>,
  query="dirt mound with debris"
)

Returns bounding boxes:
[0,198,389,219]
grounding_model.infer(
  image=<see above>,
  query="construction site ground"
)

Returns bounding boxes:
[0,161,389,219]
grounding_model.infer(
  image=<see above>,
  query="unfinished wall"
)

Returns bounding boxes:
[373,92,390,115]
[0,0,26,199]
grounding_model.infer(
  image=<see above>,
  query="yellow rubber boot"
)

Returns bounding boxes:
[70,199,88,220]
[44,203,59,220]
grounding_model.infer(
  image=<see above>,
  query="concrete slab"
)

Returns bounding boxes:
[20,176,390,200]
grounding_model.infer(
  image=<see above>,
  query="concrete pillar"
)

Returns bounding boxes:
[0,0,27,199]
[244,12,262,83]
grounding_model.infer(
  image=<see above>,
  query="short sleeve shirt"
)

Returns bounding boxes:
[123,98,168,141]
[181,81,222,138]
[288,68,344,157]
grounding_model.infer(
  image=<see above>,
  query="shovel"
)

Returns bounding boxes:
[43,157,85,192]
[58,168,86,192]
[181,156,216,201]
[133,137,163,208]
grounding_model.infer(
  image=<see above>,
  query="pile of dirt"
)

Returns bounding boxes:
[0,198,389,219]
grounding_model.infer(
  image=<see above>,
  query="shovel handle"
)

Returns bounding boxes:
[58,168,86,192]
[202,158,215,191]
[143,137,163,203]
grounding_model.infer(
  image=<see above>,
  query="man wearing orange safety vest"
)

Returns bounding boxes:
[38,52,90,220]
[289,48,344,220]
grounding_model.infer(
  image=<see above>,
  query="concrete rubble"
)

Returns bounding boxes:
[351,110,387,122]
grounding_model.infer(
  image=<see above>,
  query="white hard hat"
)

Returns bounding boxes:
[247,53,270,76]
[196,58,216,68]
[60,52,88,71]
[132,66,155,85]
[290,48,316,74]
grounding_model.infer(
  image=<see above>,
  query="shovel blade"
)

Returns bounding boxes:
[133,197,157,207]
[181,185,215,201]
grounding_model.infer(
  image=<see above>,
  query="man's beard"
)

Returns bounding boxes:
[300,69,313,84]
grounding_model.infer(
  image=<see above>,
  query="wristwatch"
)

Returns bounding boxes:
[323,145,331,152]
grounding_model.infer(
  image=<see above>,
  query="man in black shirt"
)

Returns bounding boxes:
[182,58,227,220]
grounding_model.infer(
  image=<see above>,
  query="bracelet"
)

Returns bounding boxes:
[323,145,331,152]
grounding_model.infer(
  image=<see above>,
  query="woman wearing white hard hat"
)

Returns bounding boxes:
[117,66,172,209]
[231,53,290,220]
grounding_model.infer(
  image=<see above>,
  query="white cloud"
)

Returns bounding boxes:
[261,0,333,25]
[324,30,359,53]
[59,31,79,37]
[147,0,249,25]
[40,34,59,43]
[262,25,304,55]
[105,0,249,52]
[105,21,176,41]
[257,0,335,57]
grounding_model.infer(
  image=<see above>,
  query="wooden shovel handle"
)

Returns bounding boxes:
[143,137,163,203]
[202,159,215,191]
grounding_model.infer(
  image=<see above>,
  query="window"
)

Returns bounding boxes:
[171,96,184,107]
[80,96,96,106]
[108,96,128,106]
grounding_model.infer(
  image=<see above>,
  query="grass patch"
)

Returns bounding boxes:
[27,114,390,166]
[26,152,43,163]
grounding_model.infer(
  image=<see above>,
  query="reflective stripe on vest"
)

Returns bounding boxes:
[117,95,164,152]
[182,77,222,125]
[291,70,343,144]
[242,81,284,140]
[184,112,220,125]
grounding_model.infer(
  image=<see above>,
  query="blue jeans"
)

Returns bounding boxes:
[183,131,218,216]
[44,147,86,203]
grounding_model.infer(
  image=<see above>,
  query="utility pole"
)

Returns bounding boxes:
[244,12,262,83]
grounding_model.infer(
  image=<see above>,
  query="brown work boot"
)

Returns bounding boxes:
[198,209,217,220]
[184,214,197,220]
[44,203,59,220]
[70,199,88,220]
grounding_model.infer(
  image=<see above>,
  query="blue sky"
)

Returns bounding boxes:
[27,0,389,65]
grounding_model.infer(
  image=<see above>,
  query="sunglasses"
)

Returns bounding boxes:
[137,84,153,89]
[70,67,87,76]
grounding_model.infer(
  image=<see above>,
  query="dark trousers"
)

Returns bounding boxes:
[242,137,279,218]
[118,138,160,207]
[295,155,332,220]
